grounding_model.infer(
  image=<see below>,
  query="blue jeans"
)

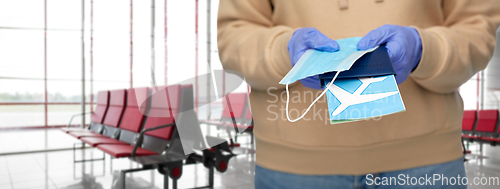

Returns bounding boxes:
[255,157,466,189]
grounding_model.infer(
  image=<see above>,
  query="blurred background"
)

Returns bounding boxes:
[0,0,251,131]
[0,0,498,152]
[0,1,499,189]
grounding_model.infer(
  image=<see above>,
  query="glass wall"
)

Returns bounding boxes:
[2,0,499,129]
[459,74,480,110]
[1,0,497,129]
[0,0,245,129]
[0,0,84,128]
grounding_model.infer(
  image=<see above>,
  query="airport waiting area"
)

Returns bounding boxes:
[2,0,500,189]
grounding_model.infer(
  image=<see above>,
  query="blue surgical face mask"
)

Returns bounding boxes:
[280,37,378,85]
[280,37,378,122]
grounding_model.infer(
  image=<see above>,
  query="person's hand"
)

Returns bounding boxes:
[357,24,422,84]
[288,28,339,89]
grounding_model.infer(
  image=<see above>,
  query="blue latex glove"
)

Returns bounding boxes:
[288,28,339,89]
[357,24,422,84]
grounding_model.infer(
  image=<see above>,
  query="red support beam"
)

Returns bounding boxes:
[130,0,134,88]
[195,0,199,112]
[223,70,225,96]
[44,0,48,127]
[90,0,94,110]
[477,72,480,111]
[80,0,86,128]
[164,0,168,85]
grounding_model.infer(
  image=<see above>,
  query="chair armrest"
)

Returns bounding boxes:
[131,123,175,157]
[67,112,93,128]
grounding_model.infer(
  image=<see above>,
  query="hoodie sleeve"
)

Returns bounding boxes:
[217,0,295,91]
[411,0,500,94]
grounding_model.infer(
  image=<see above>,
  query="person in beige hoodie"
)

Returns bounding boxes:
[217,0,500,188]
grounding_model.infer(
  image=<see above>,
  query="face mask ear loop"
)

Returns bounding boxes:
[286,71,341,122]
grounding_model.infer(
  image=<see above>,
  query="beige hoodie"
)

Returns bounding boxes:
[217,0,500,175]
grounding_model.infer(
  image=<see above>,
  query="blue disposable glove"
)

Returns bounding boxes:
[288,28,339,89]
[357,24,422,84]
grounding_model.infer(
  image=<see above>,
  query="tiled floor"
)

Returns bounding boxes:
[0,129,80,154]
[462,141,500,189]
[1,129,500,188]
[0,129,255,189]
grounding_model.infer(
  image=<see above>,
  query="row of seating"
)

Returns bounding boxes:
[462,109,500,144]
[62,85,234,189]
[201,93,254,148]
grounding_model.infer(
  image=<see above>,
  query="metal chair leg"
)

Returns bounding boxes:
[103,154,106,176]
[251,132,254,144]
[163,173,169,189]
[208,166,214,187]
[462,138,469,162]
[110,157,114,174]
[73,142,105,163]
[462,138,467,155]
[119,167,153,189]
[73,143,77,163]
[121,171,126,189]
[160,168,179,189]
